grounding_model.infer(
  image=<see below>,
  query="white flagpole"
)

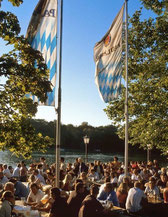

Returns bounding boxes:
[55,0,63,187]
[124,0,129,176]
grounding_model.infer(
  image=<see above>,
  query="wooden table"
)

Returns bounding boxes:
[144,198,168,217]
[14,200,49,217]
[147,196,163,204]
[103,206,130,217]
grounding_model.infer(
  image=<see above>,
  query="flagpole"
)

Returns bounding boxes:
[124,0,129,177]
[55,0,63,187]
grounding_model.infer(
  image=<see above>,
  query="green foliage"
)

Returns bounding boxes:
[0,0,23,7]
[31,119,125,153]
[139,0,168,15]
[0,2,53,158]
[105,6,168,154]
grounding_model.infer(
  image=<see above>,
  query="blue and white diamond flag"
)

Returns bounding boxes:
[26,0,57,106]
[94,4,124,103]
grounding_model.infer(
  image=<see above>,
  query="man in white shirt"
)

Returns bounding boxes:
[126,181,147,215]
[60,157,66,172]
[27,183,44,205]
[33,169,46,185]
[118,168,125,184]
[12,163,21,179]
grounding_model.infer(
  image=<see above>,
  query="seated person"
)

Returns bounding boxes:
[98,182,119,206]
[88,169,99,181]
[116,182,128,208]
[78,184,104,217]
[33,169,46,185]
[27,174,42,191]
[97,177,111,198]
[156,174,168,189]
[32,186,53,213]
[126,181,147,215]
[67,182,86,217]
[145,178,160,198]
[10,178,29,199]
[46,172,55,186]
[0,191,15,217]
[62,173,73,191]
[3,165,12,179]
[26,183,44,206]
[48,187,69,217]
[79,172,90,192]
[0,182,15,198]
[94,161,104,179]
[163,181,168,203]
[110,172,118,188]
[0,172,9,185]
[131,169,141,182]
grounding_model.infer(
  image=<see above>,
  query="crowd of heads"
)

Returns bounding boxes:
[0,156,168,216]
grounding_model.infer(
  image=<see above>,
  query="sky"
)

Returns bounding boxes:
[0,0,155,127]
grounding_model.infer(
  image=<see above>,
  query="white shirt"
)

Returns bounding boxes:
[118,173,125,184]
[36,174,46,185]
[88,172,99,181]
[97,183,106,198]
[3,169,12,178]
[131,174,139,181]
[13,166,20,178]
[126,187,146,213]
[111,177,118,184]
[28,189,44,203]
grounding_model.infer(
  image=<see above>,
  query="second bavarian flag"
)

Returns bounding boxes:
[94,4,125,103]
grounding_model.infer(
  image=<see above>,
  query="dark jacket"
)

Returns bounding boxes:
[78,195,104,217]
[74,163,88,176]
[50,197,69,217]
[67,191,86,217]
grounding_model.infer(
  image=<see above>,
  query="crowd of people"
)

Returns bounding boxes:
[0,156,168,217]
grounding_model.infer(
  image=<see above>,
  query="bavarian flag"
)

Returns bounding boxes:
[26,0,58,106]
[94,4,125,103]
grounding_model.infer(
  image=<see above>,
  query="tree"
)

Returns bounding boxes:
[0,0,53,158]
[105,2,168,155]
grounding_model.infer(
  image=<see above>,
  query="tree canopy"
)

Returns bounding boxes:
[30,119,125,153]
[105,1,168,154]
[0,0,52,158]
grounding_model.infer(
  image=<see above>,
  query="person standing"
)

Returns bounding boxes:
[20,161,28,182]
[12,164,21,180]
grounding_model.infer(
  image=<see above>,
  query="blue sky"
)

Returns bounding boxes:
[0,0,155,126]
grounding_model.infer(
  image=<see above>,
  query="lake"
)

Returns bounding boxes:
[1,149,164,167]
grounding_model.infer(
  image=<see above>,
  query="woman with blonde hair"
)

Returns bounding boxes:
[116,182,128,208]
[62,173,73,191]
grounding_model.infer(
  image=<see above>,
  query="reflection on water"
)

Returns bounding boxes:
[0,150,149,167]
